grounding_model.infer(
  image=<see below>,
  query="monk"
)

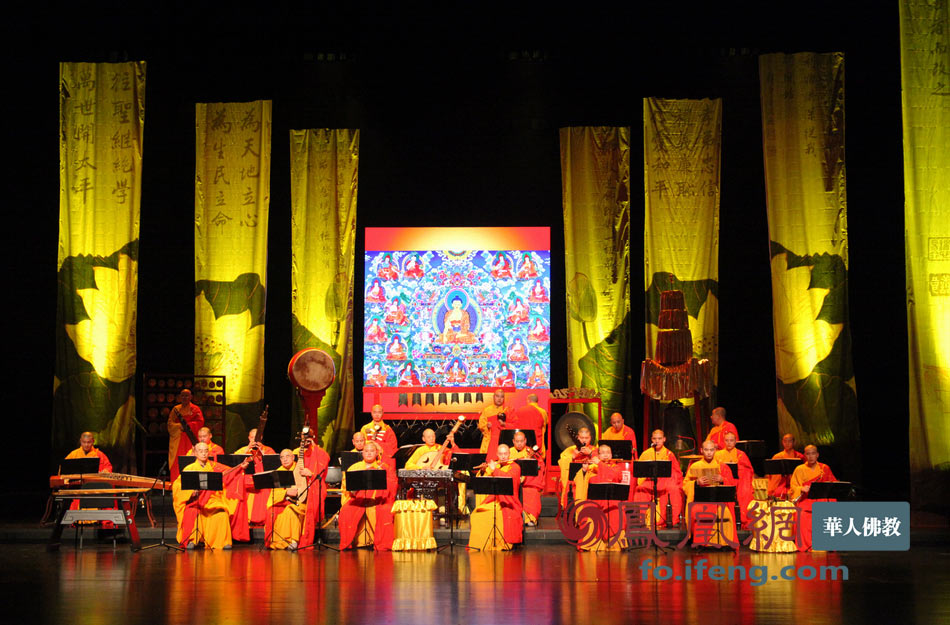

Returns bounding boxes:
[477,389,511,455]
[265,449,307,550]
[65,432,113,472]
[789,445,837,552]
[360,404,399,460]
[405,428,455,470]
[600,412,637,457]
[176,442,249,549]
[189,427,224,457]
[632,430,684,527]
[468,444,523,550]
[167,389,203,481]
[573,444,625,550]
[683,440,738,545]
[508,431,545,527]
[351,431,366,452]
[713,432,754,528]
[511,393,547,455]
[231,429,278,531]
[767,433,806,499]
[558,426,596,507]
[296,432,331,550]
[339,442,395,550]
[705,406,739,451]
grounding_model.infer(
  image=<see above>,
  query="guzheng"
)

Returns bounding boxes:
[397,469,456,501]
[49,472,172,491]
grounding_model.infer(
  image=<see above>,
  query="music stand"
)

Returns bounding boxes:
[599,440,633,460]
[692,485,737,547]
[633,460,673,527]
[59,457,100,476]
[807,481,852,500]
[725,462,739,480]
[339,451,362,471]
[179,471,223,548]
[588,482,630,550]
[260,454,283,472]
[253,470,297,550]
[178,456,194,475]
[343,469,388,549]
[138,460,184,552]
[763,459,803,476]
[514,459,539,476]
[469,476,514,551]
[499,430,537,448]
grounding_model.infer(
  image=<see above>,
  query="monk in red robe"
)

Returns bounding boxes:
[338,443,395,550]
[511,394,546,455]
[360,404,399,461]
[176,443,249,549]
[705,406,739,450]
[468,444,523,550]
[65,432,113,472]
[227,429,277,541]
[633,430,684,527]
[574,444,625,549]
[767,433,806,499]
[714,432,754,528]
[789,445,837,552]
[508,431,545,526]
[167,389,203,481]
[600,412,637,456]
[296,433,331,550]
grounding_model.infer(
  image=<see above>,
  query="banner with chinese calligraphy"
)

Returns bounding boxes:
[55,61,145,469]
[899,1,950,508]
[759,53,860,478]
[560,127,633,427]
[289,129,359,452]
[194,101,271,448]
[643,99,721,393]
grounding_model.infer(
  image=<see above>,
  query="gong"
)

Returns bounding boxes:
[554,411,596,450]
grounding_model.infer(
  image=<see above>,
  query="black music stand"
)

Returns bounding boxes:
[763,459,803,476]
[178,455,194,476]
[339,451,362,471]
[179,470,223,549]
[807,481,853,500]
[514,459,539,477]
[600,440,634,460]
[499,430,537,448]
[588,482,630,550]
[469,476,514,551]
[260,454,283,471]
[633,460,673,528]
[139,460,184,552]
[253,470,297,550]
[59,457,100,477]
[343,469,388,550]
[692,485,737,548]
[724,462,740,480]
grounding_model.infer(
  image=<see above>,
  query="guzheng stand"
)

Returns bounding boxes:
[344,469,388,550]
[139,460,184,552]
[48,487,148,552]
[469,476,514,552]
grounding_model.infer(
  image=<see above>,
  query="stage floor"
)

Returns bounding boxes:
[2,542,948,625]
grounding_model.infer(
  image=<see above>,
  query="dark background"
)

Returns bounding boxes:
[5,3,907,506]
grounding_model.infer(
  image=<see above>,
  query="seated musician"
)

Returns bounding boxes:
[265,449,307,550]
[176,442,249,550]
[573,444,625,550]
[632,430,684,527]
[789,445,837,552]
[351,431,366,452]
[65,432,113,472]
[230,429,278,534]
[338,442,395,550]
[601,412,637,457]
[767,433,805,499]
[405,428,455,470]
[360,404,398,460]
[468,444,523,550]
[296,429,330,550]
[168,388,203,481]
[713,432,754,528]
[508,431,545,527]
[683,440,737,545]
[558,427,595,507]
[189,427,224,457]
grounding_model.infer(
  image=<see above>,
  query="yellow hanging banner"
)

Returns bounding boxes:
[643,99,721,388]
[56,61,145,467]
[759,53,859,476]
[560,127,632,427]
[900,1,950,506]
[194,101,271,447]
[289,129,359,452]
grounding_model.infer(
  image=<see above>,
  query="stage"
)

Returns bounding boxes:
[2,539,947,625]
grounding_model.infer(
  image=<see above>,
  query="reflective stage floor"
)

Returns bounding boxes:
[1,541,947,625]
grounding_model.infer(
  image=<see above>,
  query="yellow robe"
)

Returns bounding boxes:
[477,404,510,453]
[268,463,306,550]
[404,443,443,470]
[558,446,588,505]
[175,460,232,549]
[682,458,737,545]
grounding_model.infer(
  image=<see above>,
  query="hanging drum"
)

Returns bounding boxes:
[288,348,336,429]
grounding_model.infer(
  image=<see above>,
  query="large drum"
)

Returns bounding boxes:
[288,348,336,393]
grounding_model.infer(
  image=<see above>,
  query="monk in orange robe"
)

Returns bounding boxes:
[176,443,249,549]
[296,435,331,550]
[600,412,637,457]
[705,406,739,450]
[167,389,203,481]
[265,449,307,550]
[574,444,625,549]
[511,393,546,455]
[509,431,545,526]
[767,433,806,499]
[468,444,523,550]
[228,429,277,541]
[789,445,837,552]
[632,430,684,527]
[360,404,399,461]
[477,389,511,455]
[713,432,754,528]
[558,426,596,507]
[683,440,738,546]
[65,432,113,472]
[338,442,395,550]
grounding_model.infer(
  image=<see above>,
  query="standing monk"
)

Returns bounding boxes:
[713,432,754,528]
[360,404,398,461]
[632,430,684,527]
[705,406,738,451]
[767,433,805,499]
[511,393,547,456]
[789,445,837,552]
[478,389,511,456]
[65,432,113,472]
[168,389,203,481]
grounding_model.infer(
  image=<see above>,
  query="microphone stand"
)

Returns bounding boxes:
[139,460,184,552]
